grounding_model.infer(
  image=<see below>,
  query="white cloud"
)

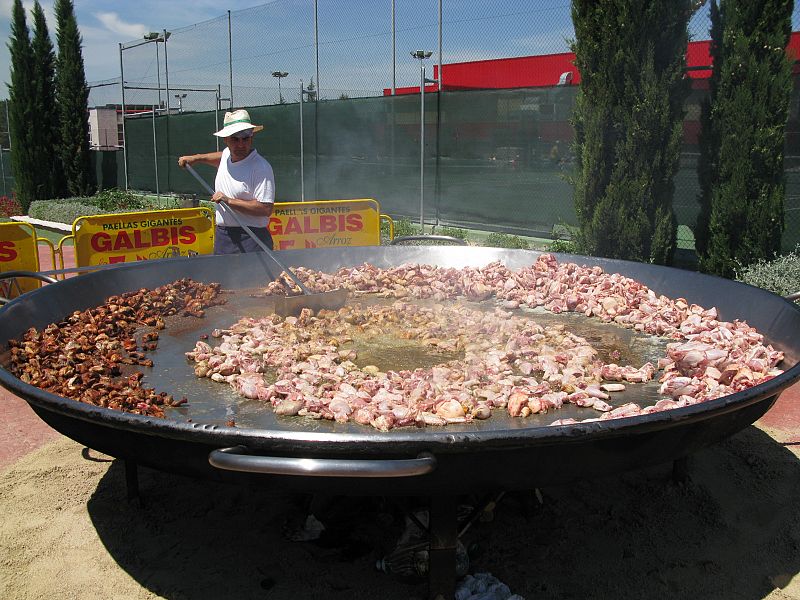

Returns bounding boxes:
[94,11,147,39]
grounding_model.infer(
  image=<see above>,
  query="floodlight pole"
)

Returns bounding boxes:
[300,80,305,202]
[155,42,162,109]
[299,80,316,202]
[119,43,129,190]
[420,63,425,231]
[411,51,433,232]
[272,71,288,104]
[163,30,171,114]
[215,85,221,151]
[152,105,159,200]
[174,93,187,113]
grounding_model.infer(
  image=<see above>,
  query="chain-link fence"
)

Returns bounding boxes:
[84,1,800,253]
[95,1,739,109]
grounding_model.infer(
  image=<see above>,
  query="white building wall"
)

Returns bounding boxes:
[88,107,121,150]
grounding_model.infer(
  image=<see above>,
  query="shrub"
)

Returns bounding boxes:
[381,217,418,243]
[485,232,529,249]
[547,238,577,254]
[436,225,468,241]
[392,218,419,239]
[92,188,147,212]
[28,199,105,224]
[0,194,23,217]
[735,246,800,299]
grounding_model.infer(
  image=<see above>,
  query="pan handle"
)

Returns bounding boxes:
[208,446,436,478]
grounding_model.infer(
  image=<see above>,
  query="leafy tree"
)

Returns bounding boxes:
[570,1,694,265]
[31,1,61,199]
[7,0,37,211]
[695,0,793,277]
[54,0,93,197]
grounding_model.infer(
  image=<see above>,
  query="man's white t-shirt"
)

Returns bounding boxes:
[214,147,275,228]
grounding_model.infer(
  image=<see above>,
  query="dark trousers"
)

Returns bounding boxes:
[214,225,274,254]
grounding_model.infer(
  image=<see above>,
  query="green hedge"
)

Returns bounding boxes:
[28,200,107,224]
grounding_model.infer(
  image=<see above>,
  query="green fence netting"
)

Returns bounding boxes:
[112,80,800,251]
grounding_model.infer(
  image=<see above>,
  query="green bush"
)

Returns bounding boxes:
[436,225,468,241]
[381,217,418,243]
[392,217,419,238]
[28,199,105,224]
[485,232,529,249]
[91,188,148,212]
[736,246,800,299]
[547,238,578,254]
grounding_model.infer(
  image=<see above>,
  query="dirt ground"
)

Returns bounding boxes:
[1,423,799,600]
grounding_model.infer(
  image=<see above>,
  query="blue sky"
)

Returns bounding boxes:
[0,1,791,105]
[0,0,264,99]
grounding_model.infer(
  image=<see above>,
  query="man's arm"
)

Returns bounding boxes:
[210,192,274,217]
[178,151,223,168]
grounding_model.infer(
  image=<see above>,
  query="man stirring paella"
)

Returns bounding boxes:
[178,109,275,254]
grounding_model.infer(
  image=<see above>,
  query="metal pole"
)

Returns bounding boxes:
[300,80,305,202]
[5,101,11,149]
[420,63,425,231]
[152,106,160,201]
[155,42,162,109]
[1,146,6,196]
[119,43,129,190]
[438,0,443,90]
[391,0,396,95]
[163,30,171,114]
[162,30,171,192]
[314,0,320,100]
[228,11,234,107]
[215,85,221,152]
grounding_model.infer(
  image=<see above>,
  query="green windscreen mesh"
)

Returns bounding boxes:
[119,80,800,250]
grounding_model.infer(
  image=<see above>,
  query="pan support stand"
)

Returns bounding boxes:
[672,456,690,483]
[428,494,458,600]
[124,459,144,507]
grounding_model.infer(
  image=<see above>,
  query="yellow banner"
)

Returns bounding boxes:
[269,199,380,250]
[73,208,215,267]
[0,221,41,296]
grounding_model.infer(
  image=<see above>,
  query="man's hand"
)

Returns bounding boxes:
[177,155,193,168]
[210,191,229,204]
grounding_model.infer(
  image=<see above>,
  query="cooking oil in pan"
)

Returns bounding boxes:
[342,333,464,373]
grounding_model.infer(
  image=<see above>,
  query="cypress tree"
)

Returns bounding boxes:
[695,0,793,278]
[54,0,92,197]
[31,1,61,200]
[7,0,37,211]
[570,1,693,264]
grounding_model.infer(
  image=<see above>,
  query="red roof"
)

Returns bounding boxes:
[384,31,800,95]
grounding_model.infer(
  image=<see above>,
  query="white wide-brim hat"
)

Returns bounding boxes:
[213,109,264,137]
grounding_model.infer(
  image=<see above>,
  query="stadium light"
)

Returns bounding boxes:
[174,93,187,113]
[272,71,289,103]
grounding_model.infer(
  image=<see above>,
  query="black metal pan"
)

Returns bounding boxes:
[0,247,798,496]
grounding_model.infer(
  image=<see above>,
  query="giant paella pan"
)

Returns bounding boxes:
[0,246,797,498]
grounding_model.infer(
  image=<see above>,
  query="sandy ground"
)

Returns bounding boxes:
[1,424,799,600]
